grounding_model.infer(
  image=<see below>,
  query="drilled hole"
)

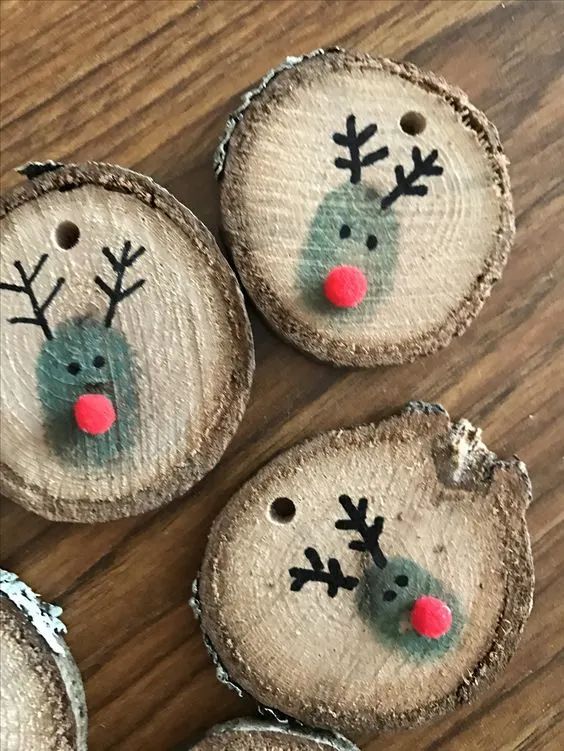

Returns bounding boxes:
[55,220,80,250]
[400,111,426,136]
[269,497,296,524]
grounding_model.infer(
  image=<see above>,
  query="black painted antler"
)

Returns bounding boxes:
[333,114,389,184]
[381,146,443,210]
[94,240,146,328]
[0,254,64,340]
[289,547,359,598]
[335,495,387,569]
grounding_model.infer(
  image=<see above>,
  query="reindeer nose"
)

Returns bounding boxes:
[323,265,367,308]
[74,394,116,435]
[410,595,452,639]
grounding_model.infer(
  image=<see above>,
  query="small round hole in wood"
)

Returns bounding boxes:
[54,220,80,250]
[270,496,296,524]
[399,111,427,135]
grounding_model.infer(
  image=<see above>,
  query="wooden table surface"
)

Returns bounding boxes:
[1,1,563,749]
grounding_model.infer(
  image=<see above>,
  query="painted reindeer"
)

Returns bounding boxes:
[289,494,462,659]
[298,114,444,311]
[0,241,145,465]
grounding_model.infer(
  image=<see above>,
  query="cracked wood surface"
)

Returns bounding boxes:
[0,1,562,750]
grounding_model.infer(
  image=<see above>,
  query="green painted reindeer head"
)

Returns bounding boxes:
[1,241,146,466]
[297,114,443,315]
[289,495,462,660]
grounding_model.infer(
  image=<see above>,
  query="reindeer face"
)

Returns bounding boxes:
[298,114,442,313]
[2,240,145,467]
[360,556,463,659]
[290,495,463,661]
[37,318,138,465]
[298,182,399,311]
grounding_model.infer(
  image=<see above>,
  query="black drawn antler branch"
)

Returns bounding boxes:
[335,495,387,569]
[0,254,65,340]
[289,547,359,598]
[381,146,443,210]
[333,114,389,184]
[94,240,146,328]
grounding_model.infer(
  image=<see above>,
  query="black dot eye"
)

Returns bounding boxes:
[395,575,408,587]
[366,234,378,250]
[93,355,105,368]
[67,362,81,375]
[383,590,397,602]
[339,224,351,239]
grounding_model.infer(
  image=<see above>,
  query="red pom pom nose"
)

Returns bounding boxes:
[410,595,453,639]
[74,394,116,435]
[323,265,368,308]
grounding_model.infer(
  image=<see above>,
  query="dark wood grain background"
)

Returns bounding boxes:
[1,1,563,749]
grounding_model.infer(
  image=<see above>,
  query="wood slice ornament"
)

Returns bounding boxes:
[217,49,514,367]
[186,719,357,751]
[194,403,534,738]
[0,570,87,750]
[0,161,254,522]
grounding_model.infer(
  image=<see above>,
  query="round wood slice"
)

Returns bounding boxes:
[0,161,254,522]
[217,48,514,367]
[186,719,357,751]
[196,402,534,738]
[0,570,87,751]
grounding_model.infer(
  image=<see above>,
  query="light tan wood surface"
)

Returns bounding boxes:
[0,1,562,750]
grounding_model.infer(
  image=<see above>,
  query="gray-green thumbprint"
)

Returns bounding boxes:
[358,556,463,660]
[36,318,139,466]
[297,182,399,314]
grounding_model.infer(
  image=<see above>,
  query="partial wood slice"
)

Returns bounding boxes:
[195,402,534,738]
[186,718,358,751]
[217,48,514,367]
[0,570,87,751]
[0,161,254,522]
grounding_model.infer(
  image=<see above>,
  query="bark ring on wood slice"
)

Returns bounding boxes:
[185,718,358,751]
[193,402,534,738]
[216,48,515,367]
[0,570,87,750]
[0,161,254,522]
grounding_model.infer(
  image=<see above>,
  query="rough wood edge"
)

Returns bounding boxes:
[218,48,515,367]
[195,401,534,737]
[0,569,87,750]
[0,160,255,522]
[186,717,359,751]
[214,47,334,177]
[190,577,302,729]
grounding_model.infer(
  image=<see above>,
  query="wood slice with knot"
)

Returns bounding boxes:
[195,402,534,738]
[186,719,358,751]
[217,48,514,367]
[0,161,254,522]
[0,570,87,751]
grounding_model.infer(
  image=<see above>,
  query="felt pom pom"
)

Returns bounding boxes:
[74,394,116,435]
[410,595,452,639]
[323,265,368,308]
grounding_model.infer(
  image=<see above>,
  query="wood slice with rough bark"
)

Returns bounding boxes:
[186,719,357,751]
[0,161,254,522]
[195,402,534,738]
[0,570,87,751]
[217,48,514,367]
